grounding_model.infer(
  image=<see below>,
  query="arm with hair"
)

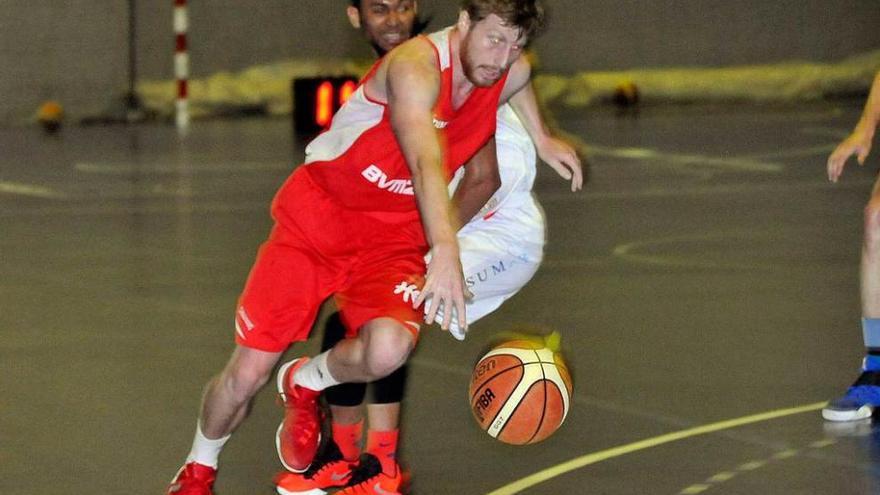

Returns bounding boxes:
[828,72,880,182]
[385,46,469,331]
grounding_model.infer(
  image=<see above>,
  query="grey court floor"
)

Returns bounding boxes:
[3,101,880,494]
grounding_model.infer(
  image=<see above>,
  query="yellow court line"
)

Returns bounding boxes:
[485,401,826,495]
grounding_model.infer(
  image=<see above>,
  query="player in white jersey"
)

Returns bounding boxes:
[440,101,554,339]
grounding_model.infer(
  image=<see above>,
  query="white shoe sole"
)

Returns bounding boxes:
[821,404,873,422]
[276,484,327,495]
[276,358,303,401]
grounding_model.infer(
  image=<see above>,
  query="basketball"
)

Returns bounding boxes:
[469,332,573,445]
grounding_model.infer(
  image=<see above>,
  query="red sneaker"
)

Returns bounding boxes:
[274,439,353,494]
[276,358,322,473]
[166,462,216,495]
[337,454,402,495]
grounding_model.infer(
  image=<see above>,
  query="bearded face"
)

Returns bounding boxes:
[459,13,527,88]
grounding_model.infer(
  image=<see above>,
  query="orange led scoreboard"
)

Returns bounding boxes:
[292,76,358,135]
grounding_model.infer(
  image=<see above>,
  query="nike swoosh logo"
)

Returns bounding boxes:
[373,482,398,495]
[330,471,350,482]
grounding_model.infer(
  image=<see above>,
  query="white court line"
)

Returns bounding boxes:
[0,181,66,199]
[741,143,836,160]
[587,145,783,173]
[540,258,607,269]
[2,173,874,216]
[539,177,874,202]
[799,127,850,139]
[1,177,872,216]
[612,231,778,270]
[0,200,269,218]
[75,161,293,175]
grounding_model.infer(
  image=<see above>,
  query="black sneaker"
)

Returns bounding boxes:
[274,440,352,495]
[336,453,403,495]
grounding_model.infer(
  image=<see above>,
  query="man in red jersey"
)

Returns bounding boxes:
[166,2,548,493]
[275,1,583,494]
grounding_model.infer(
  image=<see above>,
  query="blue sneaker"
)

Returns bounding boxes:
[822,370,880,422]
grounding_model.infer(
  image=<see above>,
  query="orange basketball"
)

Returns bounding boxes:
[469,332,573,445]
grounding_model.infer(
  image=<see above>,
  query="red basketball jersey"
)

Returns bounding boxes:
[280,27,508,217]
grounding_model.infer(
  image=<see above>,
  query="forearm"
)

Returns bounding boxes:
[508,80,589,158]
[508,81,551,146]
[451,137,500,228]
[384,46,457,248]
[452,172,499,228]
[410,159,459,249]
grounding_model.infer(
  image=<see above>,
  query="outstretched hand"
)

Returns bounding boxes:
[828,127,874,183]
[414,242,470,333]
[536,135,584,191]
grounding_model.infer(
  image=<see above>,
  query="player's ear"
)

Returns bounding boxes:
[347,6,361,29]
[457,10,471,35]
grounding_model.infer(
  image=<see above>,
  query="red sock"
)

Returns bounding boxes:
[332,419,363,462]
[366,429,399,476]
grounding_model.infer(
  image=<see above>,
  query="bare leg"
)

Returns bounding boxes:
[862,179,880,317]
[325,317,414,383]
[824,177,880,421]
[366,403,400,431]
[274,318,411,474]
[201,345,283,439]
[330,404,365,424]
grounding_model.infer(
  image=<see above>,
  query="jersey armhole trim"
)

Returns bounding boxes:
[360,59,388,106]
[420,34,442,71]
[360,37,440,107]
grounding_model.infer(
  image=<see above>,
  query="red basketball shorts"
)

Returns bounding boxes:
[234,168,427,353]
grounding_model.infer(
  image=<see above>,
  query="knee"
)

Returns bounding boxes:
[865,201,880,251]
[363,326,414,380]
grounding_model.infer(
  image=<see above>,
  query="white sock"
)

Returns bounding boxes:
[185,421,230,469]
[293,352,341,391]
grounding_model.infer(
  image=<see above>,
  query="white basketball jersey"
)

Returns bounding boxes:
[491,104,539,215]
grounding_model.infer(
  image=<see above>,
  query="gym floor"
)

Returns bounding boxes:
[3,101,880,494]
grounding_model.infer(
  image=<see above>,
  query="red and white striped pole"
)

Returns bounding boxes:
[173,0,189,129]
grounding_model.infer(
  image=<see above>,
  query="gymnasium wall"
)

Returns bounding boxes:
[3,0,878,124]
